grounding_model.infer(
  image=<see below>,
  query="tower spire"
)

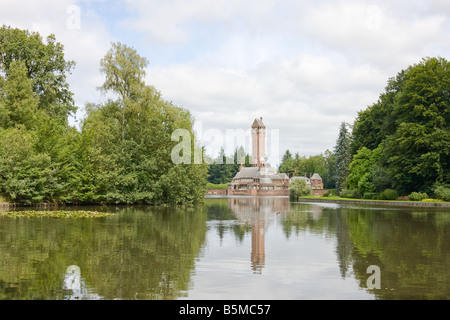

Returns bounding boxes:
[251,117,266,168]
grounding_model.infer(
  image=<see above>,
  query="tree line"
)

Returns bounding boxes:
[206,146,251,185]
[0,26,208,205]
[280,57,450,201]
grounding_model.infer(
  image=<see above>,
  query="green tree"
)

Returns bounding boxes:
[279,149,294,175]
[81,42,207,205]
[334,122,352,194]
[207,147,239,184]
[0,25,76,123]
[0,27,80,204]
[0,127,58,204]
[0,60,39,129]
[289,178,312,199]
[351,57,450,194]
[384,57,450,193]
[323,149,337,189]
[99,42,149,144]
[346,147,381,194]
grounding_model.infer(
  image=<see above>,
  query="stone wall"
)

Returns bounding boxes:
[206,189,228,196]
[311,189,328,196]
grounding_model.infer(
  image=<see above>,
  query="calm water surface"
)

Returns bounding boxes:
[1,197,450,300]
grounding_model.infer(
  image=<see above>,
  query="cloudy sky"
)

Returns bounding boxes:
[1,0,450,166]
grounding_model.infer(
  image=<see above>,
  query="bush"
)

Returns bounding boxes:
[408,192,428,201]
[377,189,398,200]
[339,189,351,198]
[340,188,361,199]
[322,189,336,197]
[363,192,379,200]
[434,186,450,202]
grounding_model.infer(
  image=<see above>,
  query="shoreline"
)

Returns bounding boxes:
[296,197,450,207]
[2,196,450,209]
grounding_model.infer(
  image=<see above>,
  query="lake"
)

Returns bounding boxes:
[1,196,449,300]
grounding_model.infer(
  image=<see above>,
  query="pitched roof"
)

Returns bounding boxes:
[234,167,260,179]
[311,173,322,180]
[252,117,265,128]
[279,173,289,180]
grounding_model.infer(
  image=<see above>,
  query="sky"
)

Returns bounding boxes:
[1,0,450,166]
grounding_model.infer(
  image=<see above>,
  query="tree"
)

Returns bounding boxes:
[279,149,294,175]
[207,147,240,184]
[350,57,450,194]
[99,42,149,144]
[346,147,379,194]
[0,60,39,130]
[80,42,207,205]
[323,149,337,189]
[0,28,208,205]
[0,127,57,204]
[289,178,312,199]
[0,25,76,124]
[334,122,352,194]
[383,57,450,193]
[0,27,81,204]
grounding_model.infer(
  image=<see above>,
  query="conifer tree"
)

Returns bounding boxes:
[334,122,352,194]
[0,60,38,130]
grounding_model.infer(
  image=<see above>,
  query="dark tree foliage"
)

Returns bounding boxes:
[351,57,450,195]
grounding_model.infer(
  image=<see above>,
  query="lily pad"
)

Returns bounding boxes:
[0,210,114,218]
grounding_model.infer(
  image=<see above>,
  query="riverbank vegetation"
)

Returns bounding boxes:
[301,194,445,204]
[282,57,450,202]
[0,25,207,206]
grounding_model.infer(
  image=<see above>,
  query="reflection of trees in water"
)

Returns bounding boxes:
[347,208,450,299]
[0,206,207,300]
[2,200,449,300]
[280,203,450,299]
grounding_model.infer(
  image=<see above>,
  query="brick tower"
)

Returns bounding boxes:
[251,117,266,168]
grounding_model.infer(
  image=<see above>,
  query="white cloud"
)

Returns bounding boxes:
[2,0,450,159]
[147,52,385,161]
[299,1,447,70]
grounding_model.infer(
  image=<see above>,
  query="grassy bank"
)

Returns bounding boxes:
[297,195,450,207]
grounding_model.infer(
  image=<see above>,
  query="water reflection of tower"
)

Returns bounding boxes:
[251,217,265,274]
[228,197,290,274]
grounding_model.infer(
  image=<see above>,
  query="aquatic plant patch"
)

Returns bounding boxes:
[0,210,114,218]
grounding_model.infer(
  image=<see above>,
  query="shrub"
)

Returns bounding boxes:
[322,189,336,197]
[363,192,379,200]
[408,192,429,201]
[434,186,450,202]
[377,189,398,200]
[339,189,352,198]
[340,189,361,199]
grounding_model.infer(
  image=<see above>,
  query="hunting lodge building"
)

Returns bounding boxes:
[227,118,291,196]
